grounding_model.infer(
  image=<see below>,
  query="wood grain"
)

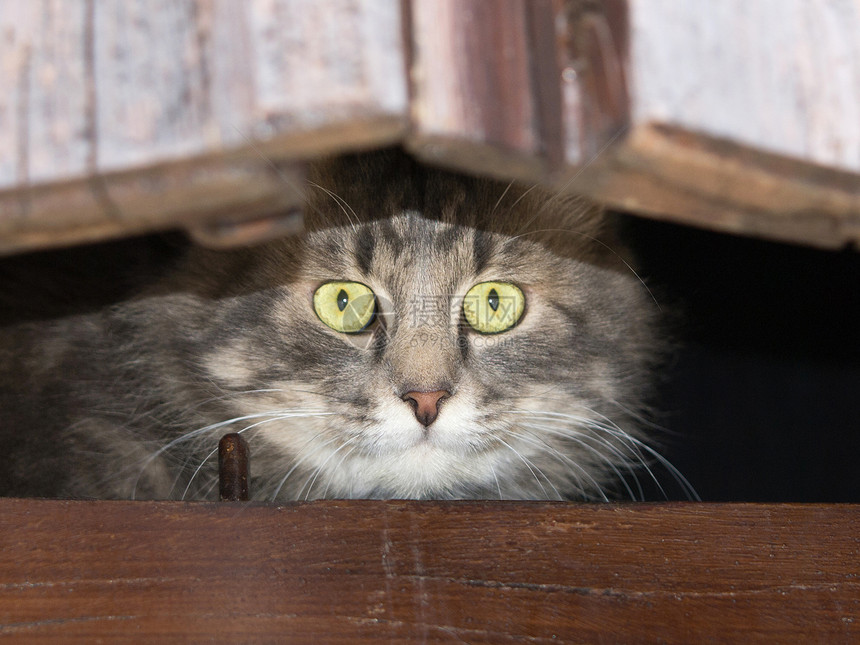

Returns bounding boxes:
[408,0,551,180]
[0,158,306,255]
[0,499,857,642]
[0,0,407,253]
[2,0,860,251]
[579,0,860,249]
[407,0,860,249]
[627,0,860,174]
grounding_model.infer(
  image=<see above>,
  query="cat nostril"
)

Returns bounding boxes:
[401,390,450,427]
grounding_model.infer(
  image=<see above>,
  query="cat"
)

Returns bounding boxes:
[0,149,687,501]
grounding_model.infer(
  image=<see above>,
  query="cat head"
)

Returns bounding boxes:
[182,151,661,500]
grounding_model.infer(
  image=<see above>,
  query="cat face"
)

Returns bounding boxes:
[185,155,661,500]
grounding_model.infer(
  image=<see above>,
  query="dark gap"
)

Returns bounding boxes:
[621,214,860,502]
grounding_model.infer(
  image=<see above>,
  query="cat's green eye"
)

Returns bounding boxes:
[314,281,376,333]
[463,281,525,334]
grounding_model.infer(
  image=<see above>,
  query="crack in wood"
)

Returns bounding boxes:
[0,576,193,591]
[451,576,860,599]
[0,614,139,634]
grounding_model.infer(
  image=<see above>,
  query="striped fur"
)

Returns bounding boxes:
[0,150,679,501]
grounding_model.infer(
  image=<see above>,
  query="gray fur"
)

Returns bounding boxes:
[0,150,671,501]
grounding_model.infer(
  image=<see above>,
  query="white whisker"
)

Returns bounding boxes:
[579,407,700,501]
[270,434,341,502]
[488,462,503,500]
[518,416,645,486]
[302,436,359,500]
[322,442,361,499]
[307,181,360,233]
[495,436,561,501]
[131,409,333,500]
[518,424,635,501]
[514,428,610,502]
[489,180,515,217]
[522,412,665,496]
[508,408,698,501]
[178,413,312,500]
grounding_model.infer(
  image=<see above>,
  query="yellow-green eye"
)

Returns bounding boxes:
[463,281,525,334]
[313,281,376,333]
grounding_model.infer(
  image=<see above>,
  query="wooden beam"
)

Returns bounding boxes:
[407,0,550,179]
[407,0,860,249]
[2,0,860,252]
[0,0,408,253]
[578,0,860,249]
[0,499,857,642]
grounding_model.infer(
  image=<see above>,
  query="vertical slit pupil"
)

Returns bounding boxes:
[337,289,349,312]
[487,288,499,312]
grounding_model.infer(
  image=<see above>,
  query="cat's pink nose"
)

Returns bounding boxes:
[402,390,449,427]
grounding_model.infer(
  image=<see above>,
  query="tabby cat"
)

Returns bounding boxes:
[0,150,685,501]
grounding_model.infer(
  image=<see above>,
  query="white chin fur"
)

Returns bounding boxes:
[324,396,500,498]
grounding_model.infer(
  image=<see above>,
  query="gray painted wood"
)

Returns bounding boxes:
[0,2,91,186]
[580,0,860,248]
[629,0,860,173]
[1,0,859,252]
[0,0,407,253]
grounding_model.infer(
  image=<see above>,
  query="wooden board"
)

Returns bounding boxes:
[407,0,555,180]
[582,0,860,249]
[407,0,860,249]
[0,0,407,253]
[0,499,858,642]
[2,0,860,252]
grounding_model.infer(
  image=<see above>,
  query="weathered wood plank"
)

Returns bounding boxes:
[92,0,229,171]
[0,159,306,255]
[0,2,91,188]
[408,0,549,179]
[581,0,860,248]
[628,0,860,174]
[243,0,408,161]
[0,0,408,253]
[0,499,857,642]
[3,0,860,252]
[407,0,860,249]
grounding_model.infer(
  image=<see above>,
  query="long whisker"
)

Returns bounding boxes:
[131,411,295,499]
[518,423,636,501]
[488,462,503,500]
[322,442,361,499]
[514,428,611,501]
[504,227,660,310]
[495,436,560,501]
[178,413,313,500]
[270,434,341,501]
[515,123,629,235]
[306,181,360,233]
[580,407,700,501]
[301,436,359,500]
[518,415,646,499]
[489,180,515,217]
[516,411,667,498]
[131,409,332,500]
[513,409,699,501]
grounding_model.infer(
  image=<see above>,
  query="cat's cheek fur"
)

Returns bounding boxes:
[202,342,259,389]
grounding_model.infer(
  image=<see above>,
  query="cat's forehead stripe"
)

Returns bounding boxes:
[353,225,376,275]
[472,229,494,276]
